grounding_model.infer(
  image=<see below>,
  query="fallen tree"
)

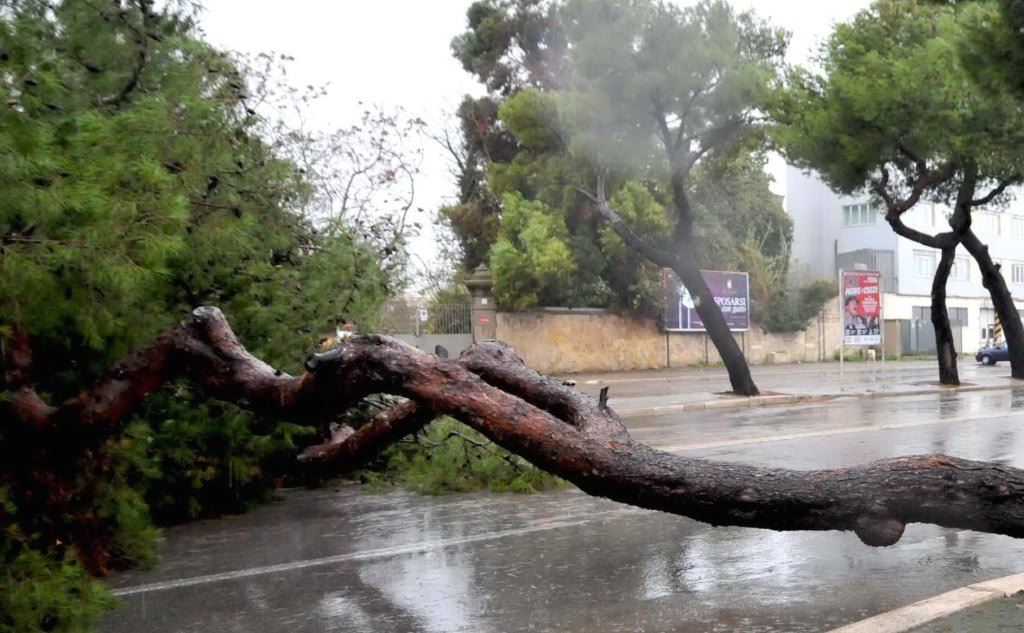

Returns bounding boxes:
[6,307,1024,575]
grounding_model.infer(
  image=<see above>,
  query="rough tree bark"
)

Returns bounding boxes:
[961,228,1024,379]
[579,178,758,396]
[878,163,1024,383]
[671,249,758,396]
[950,165,1024,380]
[876,163,961,386]
[932,246,960,386]
[9,307,1024,576]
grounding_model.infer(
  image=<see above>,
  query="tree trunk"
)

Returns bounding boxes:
[580,177,759,397]
[672,250,759,396]
[878,169,967,388]
[932,246,960,386]
[961,229,1024,379]
[13,307,1024,572]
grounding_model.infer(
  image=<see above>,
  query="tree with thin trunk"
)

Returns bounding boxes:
[564,0,788,396]
[10,306,1024,577]
[772,0,1024,384]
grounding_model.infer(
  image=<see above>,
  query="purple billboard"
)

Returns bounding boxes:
[663,269,750,332]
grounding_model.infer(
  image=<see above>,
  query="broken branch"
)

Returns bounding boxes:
[8,307,1024,554]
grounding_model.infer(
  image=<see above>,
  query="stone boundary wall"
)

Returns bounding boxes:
[494,298,842,374]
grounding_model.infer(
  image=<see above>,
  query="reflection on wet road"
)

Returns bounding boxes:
[101,388,1024,633]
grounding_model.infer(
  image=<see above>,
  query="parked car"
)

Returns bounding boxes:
[976,343,1011,365]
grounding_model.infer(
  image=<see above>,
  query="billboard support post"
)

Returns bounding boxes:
[880,279,886,386]
[839,268,845,390]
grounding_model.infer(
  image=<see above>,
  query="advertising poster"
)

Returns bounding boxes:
[842,270,882,346]
[663,269,750,332]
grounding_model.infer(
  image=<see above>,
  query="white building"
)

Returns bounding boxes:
[786,166,1024,356]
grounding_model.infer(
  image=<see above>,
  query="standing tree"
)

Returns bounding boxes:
[772,0,1024,384]
[441,0,570,273]
[447,1,798,330]
[568,0,788,396]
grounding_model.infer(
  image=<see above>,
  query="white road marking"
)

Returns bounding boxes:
[110,508,641,597]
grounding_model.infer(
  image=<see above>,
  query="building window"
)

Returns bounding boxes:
[951,256,970,281]
[1013,217,1024,240]
[843,203,877,227]
[912,205,937,227]
[978,212,1001,235]
[914,250,936,277]
[1013,262,1024,285]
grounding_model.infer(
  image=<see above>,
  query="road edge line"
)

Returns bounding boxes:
[826,572,1024,633]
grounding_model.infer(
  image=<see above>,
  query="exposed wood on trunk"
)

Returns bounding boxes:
[9,307,1024,571]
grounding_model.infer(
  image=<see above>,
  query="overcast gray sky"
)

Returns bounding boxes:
[198,0,872,267]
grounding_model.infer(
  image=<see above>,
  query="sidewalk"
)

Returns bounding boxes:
[564,359,1022,417]
[915,591,1024,632]
[827,573,1024,633]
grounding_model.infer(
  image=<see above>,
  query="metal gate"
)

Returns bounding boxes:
[901,306,965,355]
[380,300,474,357]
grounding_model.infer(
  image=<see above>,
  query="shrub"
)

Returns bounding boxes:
[759,280,838,333]
[357,417,566,495]
[0,489,116,633]
[110,390,317,525]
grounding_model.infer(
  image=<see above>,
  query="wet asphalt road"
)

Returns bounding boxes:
[101,377,1024,633]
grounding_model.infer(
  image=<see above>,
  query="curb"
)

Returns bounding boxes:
[616,381,1019,418]
[618,393,820,417]
[826,572,1024,633]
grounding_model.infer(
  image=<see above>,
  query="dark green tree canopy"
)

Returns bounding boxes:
[954,0,1024,99]
[452,0,570,95]
[0,0,391,382]
[1,3,395,628]
[772,0,1024,208]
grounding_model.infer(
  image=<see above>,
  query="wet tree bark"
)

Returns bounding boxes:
[932,246,960,386]
[579,178,759,396]
[10,307,1024,574]
[876,169,962,387]
[671,249,759,396]
[960,228,1024,379]
[946,165,1024,379]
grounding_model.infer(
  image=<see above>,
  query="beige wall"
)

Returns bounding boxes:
[494,298,843,374]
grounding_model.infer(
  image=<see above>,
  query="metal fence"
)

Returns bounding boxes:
[379,300,472,335]
[424,301,472,335]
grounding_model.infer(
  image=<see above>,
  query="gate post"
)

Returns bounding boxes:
[465,264,496,342]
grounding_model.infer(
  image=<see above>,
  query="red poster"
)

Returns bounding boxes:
[842,270,882,345]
